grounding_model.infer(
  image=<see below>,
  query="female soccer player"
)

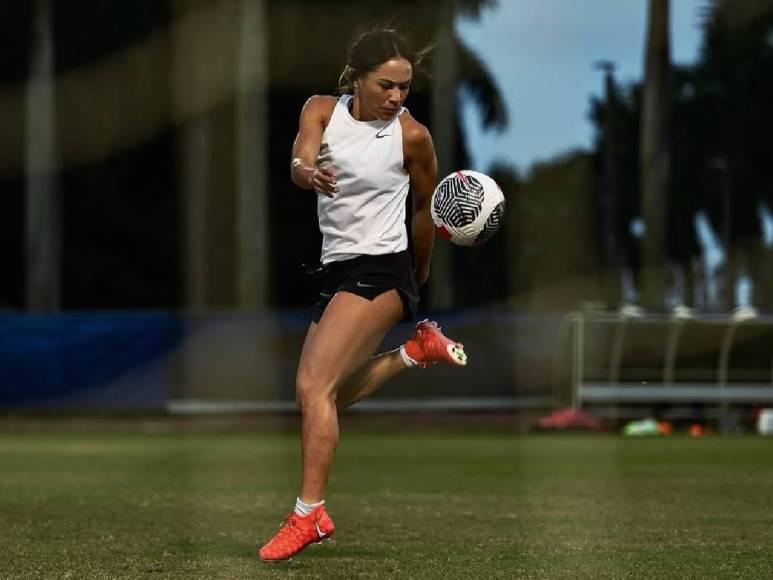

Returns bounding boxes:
[259,28,467,562]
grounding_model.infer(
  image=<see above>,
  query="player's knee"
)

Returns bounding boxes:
[295,374,336,410]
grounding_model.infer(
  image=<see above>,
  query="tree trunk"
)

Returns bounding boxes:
[429,1,456,309]
[639,0,671,310]
[25,0,60,311]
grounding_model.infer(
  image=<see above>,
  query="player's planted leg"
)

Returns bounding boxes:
[258,290,403,562]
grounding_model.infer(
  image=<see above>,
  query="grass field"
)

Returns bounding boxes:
[1,425,772,579]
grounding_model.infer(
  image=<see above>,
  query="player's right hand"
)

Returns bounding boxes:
[312,163,338,197]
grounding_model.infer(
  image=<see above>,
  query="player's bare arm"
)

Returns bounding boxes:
[291,95,338,196]
[402,114,438,286]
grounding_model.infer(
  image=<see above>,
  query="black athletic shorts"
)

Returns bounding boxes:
[312,250,420,324]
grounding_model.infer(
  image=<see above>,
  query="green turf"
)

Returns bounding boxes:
[1,430,772,579]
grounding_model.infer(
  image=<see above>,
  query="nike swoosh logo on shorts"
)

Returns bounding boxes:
[356,281,379,288]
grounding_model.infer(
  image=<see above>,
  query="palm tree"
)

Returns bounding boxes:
[702,0,773,29]
[589,0,773,313]
[696,0,773,310]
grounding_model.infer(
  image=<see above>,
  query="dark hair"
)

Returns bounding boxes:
[337,28,431,94]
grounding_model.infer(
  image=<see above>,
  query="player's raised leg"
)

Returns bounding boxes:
[336,318,467,408]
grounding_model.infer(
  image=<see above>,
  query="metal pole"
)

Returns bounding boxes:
[609,318,627,386]
[25,0,60,311]
[663,319,684,385]
[571,315,579,409]
[235,0,269,309]
[576,314,586,409]
[717,322,737,432]
[595,61,619,307]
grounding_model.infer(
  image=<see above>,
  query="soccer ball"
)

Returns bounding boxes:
[430,170,505,246]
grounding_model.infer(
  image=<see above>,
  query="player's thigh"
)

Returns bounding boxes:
[298,320,320,369]
[296,289,403,396]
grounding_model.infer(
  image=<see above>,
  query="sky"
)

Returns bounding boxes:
[456,0,706,174]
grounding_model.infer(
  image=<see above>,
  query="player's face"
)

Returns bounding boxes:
[356,57,412,121]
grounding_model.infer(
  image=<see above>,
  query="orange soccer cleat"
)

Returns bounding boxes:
[403,319,467,368]
[258,505,335,562]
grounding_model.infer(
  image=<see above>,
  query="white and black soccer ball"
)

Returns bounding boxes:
[430,170,506,246]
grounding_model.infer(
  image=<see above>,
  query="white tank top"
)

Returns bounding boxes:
[316,95,410,264]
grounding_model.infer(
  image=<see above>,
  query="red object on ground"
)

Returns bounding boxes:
[537,408,603,431]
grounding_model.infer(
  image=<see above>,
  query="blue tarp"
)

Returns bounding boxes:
[0,313,182,408]
[0,309,564,410]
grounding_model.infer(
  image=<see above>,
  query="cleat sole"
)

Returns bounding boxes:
[259,532,334,562]
[260,556,293,564]
[447,344,468,366]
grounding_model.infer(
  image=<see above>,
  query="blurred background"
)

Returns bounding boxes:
[2,0,773,430]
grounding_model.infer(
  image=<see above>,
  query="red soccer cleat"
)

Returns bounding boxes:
[403,319,467,368]
[258,505,335,562]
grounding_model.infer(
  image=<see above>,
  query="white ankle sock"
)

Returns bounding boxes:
[294,497,324,517]
[399,344,419,368]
